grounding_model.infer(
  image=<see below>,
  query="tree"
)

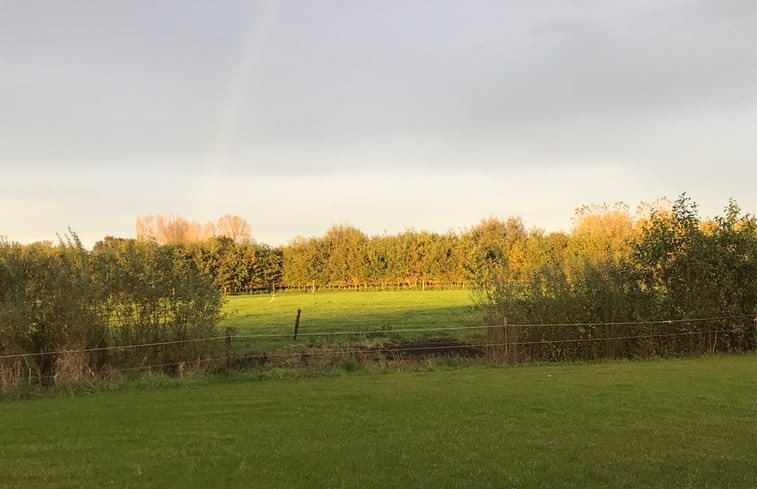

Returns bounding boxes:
[251,244,283,290]
[318,225,366,286]
[136,214,252,244]
[463,217,527,321]
[216,215,252,244]
[631,194,756,350]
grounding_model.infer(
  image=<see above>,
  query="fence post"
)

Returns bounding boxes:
[503,316,509,363]
[225,327,232,370]
[293,309,301,340]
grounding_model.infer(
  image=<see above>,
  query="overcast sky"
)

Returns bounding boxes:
[1,0,755,246]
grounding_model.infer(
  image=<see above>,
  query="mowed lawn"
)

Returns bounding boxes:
[2,355,755,489]
[220,289,482,349]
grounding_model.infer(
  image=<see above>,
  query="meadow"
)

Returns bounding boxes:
[1,355,755,488]
[219,289,484,350]
[215,290,745,362]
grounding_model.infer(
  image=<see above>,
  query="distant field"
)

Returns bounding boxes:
[2,355,755,488]
[219,289,483,349]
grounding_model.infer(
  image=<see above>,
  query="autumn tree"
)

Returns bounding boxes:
[136,214,251,244]
[216,214,252,243]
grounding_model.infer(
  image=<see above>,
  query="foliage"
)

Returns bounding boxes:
[3,194,754,387]
[465,195,756,358]
[631,195,756,350]
[0,233,223,387]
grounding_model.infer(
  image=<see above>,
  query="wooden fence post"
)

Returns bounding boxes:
[225,327,232,370]
[503,316,509,363]
[293,309,301,340]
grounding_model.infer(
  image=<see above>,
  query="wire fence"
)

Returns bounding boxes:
[227,314,752,340]
[1,314,752,363]
[224,329,731,364]
[0,336,230,360]
[227,281,472,295]
[14,327,743,385]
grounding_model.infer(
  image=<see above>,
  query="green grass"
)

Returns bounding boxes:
[2,355,755,488]
[220,289,483,349]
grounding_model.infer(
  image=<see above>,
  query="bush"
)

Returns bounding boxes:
[0,234,223,388]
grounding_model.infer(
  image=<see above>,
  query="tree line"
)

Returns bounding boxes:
[1,194,755,386]
[142,194,754,358]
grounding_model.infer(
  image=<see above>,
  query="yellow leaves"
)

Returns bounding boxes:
[699,220,718,236]
[571,202,635,263]
[507,243,527,273]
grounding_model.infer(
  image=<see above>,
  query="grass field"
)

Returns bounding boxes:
[2,355,755,488]
[219,289,483,349]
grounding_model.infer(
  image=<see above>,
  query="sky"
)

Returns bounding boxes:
[1,0,755,247]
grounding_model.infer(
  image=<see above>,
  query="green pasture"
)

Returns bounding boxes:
[2,355,755,488]
[219,289,484,349]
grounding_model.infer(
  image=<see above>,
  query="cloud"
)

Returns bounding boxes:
[0,1,754,245]
[2,0,754,173]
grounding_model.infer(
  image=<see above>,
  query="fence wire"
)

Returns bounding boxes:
[15,328,732,384]
[226,329,726,361]
[228,314,752,340]
[0,335,228,360]
[0,314,752,361]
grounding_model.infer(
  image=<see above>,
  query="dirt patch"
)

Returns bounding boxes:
[230,336,482,369]
[378,337,481,358]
